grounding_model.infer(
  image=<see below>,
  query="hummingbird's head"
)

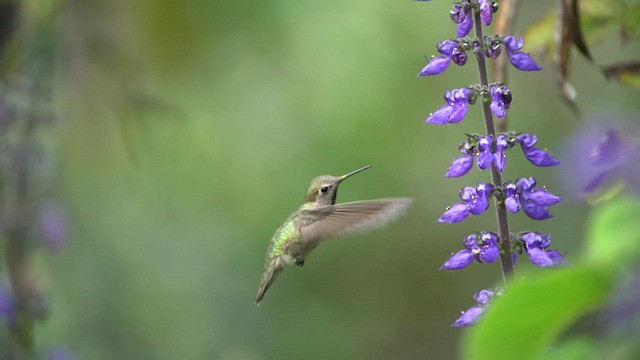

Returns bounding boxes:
[303,165,371,205]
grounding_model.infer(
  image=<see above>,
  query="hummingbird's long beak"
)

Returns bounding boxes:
[340,165,371,181]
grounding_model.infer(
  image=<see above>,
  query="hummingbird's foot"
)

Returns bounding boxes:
[294,259,304,267]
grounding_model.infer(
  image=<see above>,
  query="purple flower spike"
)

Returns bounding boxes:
[425,88,473,125]
[521,232,568,267]
[479,0,493,25]
[477,136,494,170]
[446,155,474,178]
[494,134,508,172]
[452,289,496,327]
[489,85,512,118]
[517,133,560,167]
[503,36,543,71]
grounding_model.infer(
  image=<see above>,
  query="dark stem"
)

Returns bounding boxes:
[473,10,514,283]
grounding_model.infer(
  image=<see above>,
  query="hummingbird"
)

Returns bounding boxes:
[255,165,412,304]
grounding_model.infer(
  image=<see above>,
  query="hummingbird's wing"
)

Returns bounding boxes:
[297,198,412,245]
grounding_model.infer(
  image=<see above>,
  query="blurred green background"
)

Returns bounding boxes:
[17,0,638,358]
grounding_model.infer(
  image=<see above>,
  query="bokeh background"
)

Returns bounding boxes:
[4,0,636,358]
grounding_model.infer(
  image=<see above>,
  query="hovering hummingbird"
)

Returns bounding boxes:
[255,165,412,304]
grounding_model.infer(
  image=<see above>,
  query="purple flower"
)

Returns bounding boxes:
[520,232,568,267]
[418,40,459,76]
[425,87,474,124]
[503,36,543,71]
[39,201,69,253]
[516,133,560,167]
[449,3,465,23]
[451,46,468,66]
[479,0,493,25]
[486,39,501,58]
[517,177,562,220]
[0,287,15,324]
[477,136,494,170]
[445,153,474,178]
[46,348,76,360]
[457,8,473,37]
[494,134,507,172]
[503,181,520,213]
[489,85,512,118]
[438,182,493,223]
[440,232,500,270]
[562,125,640,198]
[452,289,496,327]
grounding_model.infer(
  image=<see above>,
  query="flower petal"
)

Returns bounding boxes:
[440,250,474,270]
[418,56,451,76]
[527,247,554,267]
[523,147,561,167]
[457,13,473,37]
[437,203,470,223]
[445,155,474,178]
[508,52,543,71]
[451,306,484,327]
[425,105,454,124]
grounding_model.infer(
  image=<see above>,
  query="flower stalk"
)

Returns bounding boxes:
[472,9,514,283]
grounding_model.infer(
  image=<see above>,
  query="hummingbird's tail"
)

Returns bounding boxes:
[255,258,284,305]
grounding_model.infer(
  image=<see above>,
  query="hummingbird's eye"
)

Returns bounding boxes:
[320,185,330,193]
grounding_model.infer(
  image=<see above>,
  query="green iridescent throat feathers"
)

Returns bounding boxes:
[255,165,412,304]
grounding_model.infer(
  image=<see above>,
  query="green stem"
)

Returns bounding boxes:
[473,10,514,283]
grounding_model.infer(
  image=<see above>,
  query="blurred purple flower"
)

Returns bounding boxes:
[438,182,493,223]
[440,232,500,270]
[452,289,496,327]
[39,201,70,253]
[562,124,640,199]
[0,287,15,324]
[503,36,543,71]
[45,348,76,360]
[520,232,568,267]
[425,87,474,124]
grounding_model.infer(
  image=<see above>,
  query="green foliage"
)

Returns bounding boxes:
[463,197,640,360]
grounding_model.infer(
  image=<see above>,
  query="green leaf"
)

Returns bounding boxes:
[586,197,640,267]
[462,267,612,360]
[530,337,599,360]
